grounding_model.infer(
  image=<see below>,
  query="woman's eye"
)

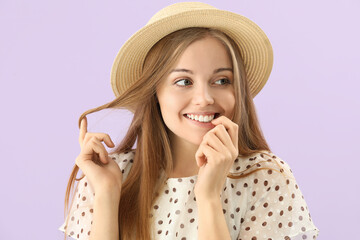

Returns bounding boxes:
[215,78,231,85]
[175,79,192,87]
[174,78,231,87]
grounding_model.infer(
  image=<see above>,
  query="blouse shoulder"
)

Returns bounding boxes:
[230,150,294,181]
[231,150,320,239]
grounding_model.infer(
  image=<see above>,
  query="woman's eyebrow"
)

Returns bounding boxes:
[170,67,233,74]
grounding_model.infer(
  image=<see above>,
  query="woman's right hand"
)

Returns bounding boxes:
[75,117,123,198]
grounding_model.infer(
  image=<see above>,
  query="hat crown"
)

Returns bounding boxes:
[111,1,273,103]
[147,2,217,25]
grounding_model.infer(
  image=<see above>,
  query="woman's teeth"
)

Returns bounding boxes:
[186,114,215,123]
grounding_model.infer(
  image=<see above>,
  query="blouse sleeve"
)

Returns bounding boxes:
[58,151,135,240]
[237,153,320,240]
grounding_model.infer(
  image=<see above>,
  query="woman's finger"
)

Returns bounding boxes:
[79,117,87,146]
[211,116,238,148]
[202,130,226,154]
[195,143,206,167]
[89,139,109,164]
[93,139,108,162]
[83,133,115,149]
[207,125,233,150]
[195,142,218,166]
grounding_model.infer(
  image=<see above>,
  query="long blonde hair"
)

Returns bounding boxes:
[63,27,280,240]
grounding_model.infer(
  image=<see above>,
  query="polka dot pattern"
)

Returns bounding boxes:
[236,151,320,240]
[59,150,320,240]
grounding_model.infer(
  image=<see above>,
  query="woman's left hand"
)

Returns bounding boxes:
[194,115,239,200]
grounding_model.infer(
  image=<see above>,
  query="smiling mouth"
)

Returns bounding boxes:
[183,113,220,121]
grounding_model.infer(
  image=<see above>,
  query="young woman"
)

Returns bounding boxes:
[59,2,320,240]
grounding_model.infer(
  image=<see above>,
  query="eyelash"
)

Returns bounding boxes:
[174,78,232,88]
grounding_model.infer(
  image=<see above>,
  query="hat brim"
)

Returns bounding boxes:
[110,9,273,99]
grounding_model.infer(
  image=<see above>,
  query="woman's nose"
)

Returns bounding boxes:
[191,84,214,106]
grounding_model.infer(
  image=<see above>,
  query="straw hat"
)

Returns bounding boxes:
[110,2,273,101]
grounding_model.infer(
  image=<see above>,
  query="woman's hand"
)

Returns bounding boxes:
[194,115,239,200]
[75,117,123,198]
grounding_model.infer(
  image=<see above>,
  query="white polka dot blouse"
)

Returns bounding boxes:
[59,150,320,239]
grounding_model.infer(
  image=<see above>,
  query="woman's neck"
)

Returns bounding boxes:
[168,133,200,178]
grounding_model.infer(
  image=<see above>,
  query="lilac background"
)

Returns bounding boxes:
[1,0,359,239]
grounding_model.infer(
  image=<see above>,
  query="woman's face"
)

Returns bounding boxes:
[156,36,236,146]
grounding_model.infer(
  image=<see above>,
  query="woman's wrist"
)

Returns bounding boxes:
[95,186,121,204]
[194,191,221,203]
[196,194,231,240]
[195,194,221,206]
[91,187,121,240]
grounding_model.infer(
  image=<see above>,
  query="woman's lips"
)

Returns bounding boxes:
[183,114,218,128]
[183,113,220,119]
